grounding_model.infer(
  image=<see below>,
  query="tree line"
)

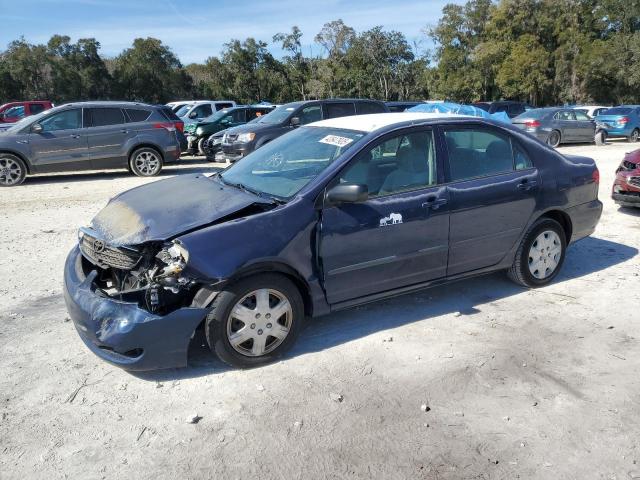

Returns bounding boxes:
[1,0,639,107]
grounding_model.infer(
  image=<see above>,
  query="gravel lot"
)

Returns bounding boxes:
[1,144,639,480]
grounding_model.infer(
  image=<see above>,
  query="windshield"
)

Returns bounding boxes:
[255,104,297,124]
[203,109,229,122]
[220,126,365,199]
[601,107,631,115]
[175,105,192,117]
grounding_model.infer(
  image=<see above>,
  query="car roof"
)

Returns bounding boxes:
[309,112,470,132]
[57,101,156,108]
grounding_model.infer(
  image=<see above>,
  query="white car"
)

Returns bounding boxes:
[175,100,237,123]
[573,105,610,119]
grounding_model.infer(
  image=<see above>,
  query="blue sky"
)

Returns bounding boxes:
[0,0,463,63]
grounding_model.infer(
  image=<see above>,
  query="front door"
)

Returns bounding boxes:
[320,128,450,304]
[443,125,539,275]
[28,108,89,171]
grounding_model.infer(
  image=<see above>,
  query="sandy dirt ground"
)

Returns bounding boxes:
[1,144,639,480]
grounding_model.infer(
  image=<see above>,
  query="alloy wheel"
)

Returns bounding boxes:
[134,151,161,175]
[0,157,23,186]
[528,230,562,279]
[226,288,293,357]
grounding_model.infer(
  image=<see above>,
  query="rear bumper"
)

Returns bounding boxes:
[63,246,208,371]
[566,199,603,243]
[601,126,633,137]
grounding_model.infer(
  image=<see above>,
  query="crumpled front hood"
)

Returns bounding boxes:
[90,174,267,246]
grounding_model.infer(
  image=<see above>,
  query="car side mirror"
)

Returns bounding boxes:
[32,123,43,133]
[290,116,300,127]
[326,184,368,204]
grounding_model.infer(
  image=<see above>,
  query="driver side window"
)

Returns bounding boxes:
[38,109,82,132]
[338,130,437,197]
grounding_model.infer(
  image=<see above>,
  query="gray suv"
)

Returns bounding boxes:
[0,101,182,186]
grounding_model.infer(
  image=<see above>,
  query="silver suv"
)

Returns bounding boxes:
[0,101,183,186]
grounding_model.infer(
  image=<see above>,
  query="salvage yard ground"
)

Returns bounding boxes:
[1,144,639,479]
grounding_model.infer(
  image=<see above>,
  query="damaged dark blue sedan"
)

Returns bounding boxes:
[63,113,603,370]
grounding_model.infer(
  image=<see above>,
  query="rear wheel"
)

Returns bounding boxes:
[129,147,163,177]
[546,130,561,148]
[205,274,305,368]
[0,154,27,187]
[628,128,640,143]
[508,218,566,288]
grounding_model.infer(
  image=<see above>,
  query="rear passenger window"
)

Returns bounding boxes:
[325,102,355,119]
[356,102,385,114]
[216,103,234,111]
[90,108,125,127]
[125,109,151,122]
[30,104,46,114]
[444,129,516,181]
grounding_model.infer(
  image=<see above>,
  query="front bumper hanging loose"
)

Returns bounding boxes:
[63,246,209,371]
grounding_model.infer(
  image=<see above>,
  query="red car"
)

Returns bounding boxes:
[0,101,53,123]
[613,148,640,208]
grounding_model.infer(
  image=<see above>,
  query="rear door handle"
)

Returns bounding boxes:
[422,196,448,210]
[70,134,81,139]
[517,180,538,191]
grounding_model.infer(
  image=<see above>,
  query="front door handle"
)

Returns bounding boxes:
[422,196,448,210]
[517,179,538,191]
[69,134,81,139]
[121,129,129,134]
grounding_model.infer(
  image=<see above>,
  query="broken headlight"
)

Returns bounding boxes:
[153,240,192,292]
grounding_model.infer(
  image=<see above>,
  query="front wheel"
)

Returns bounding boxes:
[507,218,567,288]
[197,137,207,156]
[205,274,305,368]
[0,154,27,187]
[546,130,561,148]
[595,130,607,146]
[628,128,640,143]
[129,147,163,177]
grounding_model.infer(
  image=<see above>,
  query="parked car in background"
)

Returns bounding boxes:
[183,105,275,155]
[512,107,595,147]
[166,101,193,113]
[0,101,53,126]
[221,98,389,162]
[63,112,602,370]
[473,101,535,119]
[0,101,182,186]
[573,105,610,119]
[594,106,640,143]
[176,100,237,123]
[612,148,640,207]
[385,101,422,112]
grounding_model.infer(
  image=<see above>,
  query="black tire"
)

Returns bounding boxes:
[628,128,640,143]
[0,153,27,187]
[595,130,607,146]
[197,137,207,156]
[507,218,567,288]
[546,130,561,148]
[205,274,305,368]
[129,147,163,177]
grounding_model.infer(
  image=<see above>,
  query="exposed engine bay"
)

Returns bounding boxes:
[78,228,197,314]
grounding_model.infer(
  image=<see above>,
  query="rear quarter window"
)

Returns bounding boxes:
[125,109,152,122]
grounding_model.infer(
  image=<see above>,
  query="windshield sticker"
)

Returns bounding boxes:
[286,107,295,111]
[319,135,354,147]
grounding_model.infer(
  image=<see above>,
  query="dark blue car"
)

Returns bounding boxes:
[63,112,602,370]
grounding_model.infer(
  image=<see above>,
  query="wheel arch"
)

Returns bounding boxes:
[0,149,32,174]
[127,143,165,162]
[538,209,573,242]
[227,261,314,317]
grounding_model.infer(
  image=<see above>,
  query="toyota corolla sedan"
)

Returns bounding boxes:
[64,113,602,370]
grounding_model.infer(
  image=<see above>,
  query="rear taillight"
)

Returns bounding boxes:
[592,168,600,184]
[524,120,541,128]
[619,117,629,124]
[174,121,184,133]
[154,122,176,132]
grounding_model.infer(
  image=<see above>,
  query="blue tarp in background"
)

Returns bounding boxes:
[407,102,512,124]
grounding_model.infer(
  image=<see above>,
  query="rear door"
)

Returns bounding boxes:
[28,108,89,171]
[86,107,135,168]
[443,125,539,275]
[320,127,449,304]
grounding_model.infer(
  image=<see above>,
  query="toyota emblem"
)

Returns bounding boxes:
[93,239,105,253]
